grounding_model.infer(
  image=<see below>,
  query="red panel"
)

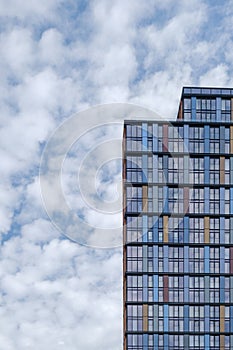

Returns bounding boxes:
[163,125,168,152]
[163,275,169,302]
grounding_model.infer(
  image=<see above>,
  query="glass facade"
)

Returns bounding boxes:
[123,87,233,350]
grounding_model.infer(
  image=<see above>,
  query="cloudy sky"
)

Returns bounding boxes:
[1,0,233,349]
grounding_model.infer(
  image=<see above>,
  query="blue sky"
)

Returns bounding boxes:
[1,0,233,348]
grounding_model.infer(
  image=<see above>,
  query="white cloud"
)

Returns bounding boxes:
[1,0,233,348]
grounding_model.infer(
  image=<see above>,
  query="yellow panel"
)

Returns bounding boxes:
[220,335,225,350]
[204,216,209,244]
[220,157,225,184]
[143,304,148,332]
[163,216,168,243]
[142,186,148,212]
[230,126,233,153]
[220,305,225,333]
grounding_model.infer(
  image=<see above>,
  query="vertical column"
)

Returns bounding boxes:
[184,216,189,243]
[183,155,189,183]
[220,247,225,274]
[153,186,158,213]
[216,97,221,121]
[231,97,233,121]
[220,157,225,184]
[152,124,158,153]
[204,187,210,214]
[163,216,168,243]
[204,125,210,153]
[143,304,148,332]
[153,216,158,242]
[163,276,169,302]
[205,335,210,350]
[230,158,233,185]
[231,276,233,304]
[205,305,210,333]
[164,305,169,332]
[204,156,210,185]
[191,96,196,120]
[184,246,189,273]
[205,276,210,303]
[163,186,169,213]
[230,247,233,274]
[164,246,168,273]
[184,305,189,332]
[204,246,210,273]
[230,126,233,153]
[230,188,233,215]
[142,186,148,213]
[184,276,189,303]
[220,276,225,303]
[142,155,148,183]
[153,155,158,183]
[143,334,148,350]
[142,215,148,242]
[142,122,148,151]
[183,124,189,153]
[163,124,168,152]
[220,217,225,245]
[220,126,225,153]
[184,187,189,214]
[143,275,147,302]
[220,306,225,350]
[153,275,158,302]
[220,188,225,215]
[204,216,210,244]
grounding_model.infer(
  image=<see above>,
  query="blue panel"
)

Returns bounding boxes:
[220,247,225,273]
[184,246,189,273]
[164,305,168,332]
[204,157,209,184]
[220,126,225,153]
[220,276,225,303]
[142,155,148,183]
[164,156,168,182]
[184,216,189,243]
[204,125,210,153]
[153,275,158,302]
[153,216,158,242]
[184,276,189,302]
[230,158,233,185]
[153,246,158,273]
[152,124,158,152]
[184,305,189,332]
[230,189,233,214]
[142,123,148,150]
[220,188,225,215]
[163,186,168,213]
[204,246,210,273]
[164,246,168,272]
[191,97,196,120]
[184,124,189,139]
[154,334,158,349]
[204,187,210,213]
[153,155,158,183]
[216,97,221,121]
[143,245,147,272]
[142,215,148,242]
[205,306,210,332]
[143,334,148,349]
[164,334,168,349]
[220,217,225,244]
[204,334,210,350]
[143,275,147,302]
[230,306,233,332]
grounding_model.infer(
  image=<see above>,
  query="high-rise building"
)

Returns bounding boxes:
[123,87,233,350]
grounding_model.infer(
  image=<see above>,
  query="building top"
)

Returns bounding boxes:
[182,86,233,98]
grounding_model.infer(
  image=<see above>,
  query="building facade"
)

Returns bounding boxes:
[123,87,233,350]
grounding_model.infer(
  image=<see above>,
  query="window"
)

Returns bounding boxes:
[169,335,184,350]
[225,189,230,214]
[209,218,220,244]
[168,126,184,152]
[210,277,219,303]
[210,248,220,273]
[225,278,230,303]
[183,98,191,120]
[210,127,220,153]
[168,157,184,183]
[189,277,204,303]
[158,157,165,183]
[158,125,163,152]
[126,156,142,183]
[126,216,143,243]
[189,188,204,213]
[147,124,153,151]
[209,188,219,214]
[210,306,219,332]
[126,186,142,213]
[126,246,143,272]
[225,158,230,184]
[158,246,163,272]
[189,306,204,332]
[158,276,163,302]
[210,335,220,350]
[148,156,153,183]
[189,157,204,184]
[169,276,184,302]
[225,127,230,153]
[225,248,230,273]
[196,98,216,121]
[168,187,184,213]
[127,275,143,302]
[169,247,184,273]
[127,334,143,350]
[189,335,204,349]
[221,99,231,122]
[225,218,230,244]
[189,247,204,273]
[169,306,184,332]
[168,217,184,243]
[158,305,163,332]
[209,158,219,184]
[126,124,142,151]
[148,305,154,332]
[189,127,204,153]
[189,218,204,243]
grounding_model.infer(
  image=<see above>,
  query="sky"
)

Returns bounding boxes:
[1,0,233,349]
